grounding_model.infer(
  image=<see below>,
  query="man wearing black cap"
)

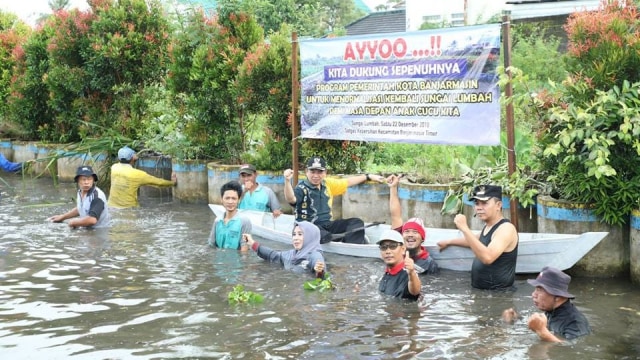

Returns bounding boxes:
[437,185,518,290]
[48,166,111,228]
[238,164,282,218]
[283,156,384,244]
[502,266,591,342]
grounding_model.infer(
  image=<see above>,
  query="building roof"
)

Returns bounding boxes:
[346,9,407,36]
[505,0,600,20]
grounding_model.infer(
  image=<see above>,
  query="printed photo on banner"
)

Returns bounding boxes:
[299,24,501,145]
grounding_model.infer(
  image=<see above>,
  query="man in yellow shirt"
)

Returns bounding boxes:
[108,146,177,209]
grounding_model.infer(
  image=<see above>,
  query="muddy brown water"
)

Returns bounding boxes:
[1,176,639,359]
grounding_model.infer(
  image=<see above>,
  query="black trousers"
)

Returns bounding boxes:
[317,218,365,244]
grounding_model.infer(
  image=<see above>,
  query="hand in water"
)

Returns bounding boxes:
[502,308,518,324]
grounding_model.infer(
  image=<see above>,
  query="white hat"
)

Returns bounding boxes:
[376,229,404,245]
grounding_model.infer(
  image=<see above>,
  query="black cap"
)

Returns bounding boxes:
[74,165,98,182]
[306,157,326,170]
[470,185,502,201]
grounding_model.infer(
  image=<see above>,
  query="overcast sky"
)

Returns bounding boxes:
[0,0,389,26]
[0,0,89,25]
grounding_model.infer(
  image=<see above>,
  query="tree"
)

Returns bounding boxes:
[49,0,71,11]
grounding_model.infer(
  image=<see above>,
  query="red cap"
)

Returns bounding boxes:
[401,217,426,239]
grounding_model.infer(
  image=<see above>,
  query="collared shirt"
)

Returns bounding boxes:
[207,212,252,249]
[393,226,440,275]
[77,186,110,228]
[292,177,348,224]
[378,262,420,301]
[108,163,174,208]
[413,246,440,275]
[239,184,281,213]
[547,300,591,340]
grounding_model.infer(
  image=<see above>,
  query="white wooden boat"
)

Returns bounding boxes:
[209,204,608,274]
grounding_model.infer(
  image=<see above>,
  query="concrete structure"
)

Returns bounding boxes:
[537,195,629,278]
[631,209,640,284]
[136,155,173,202]
[173,160,208,204]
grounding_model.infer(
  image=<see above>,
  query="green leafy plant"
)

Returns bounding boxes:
[533,2,640,226]
[441,130,543,215]
[538,80,640,225]
[227,285,264,304]
[303,274,335,292]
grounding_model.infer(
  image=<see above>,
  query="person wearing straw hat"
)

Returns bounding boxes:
[108,146,177,209]
[502,266,591,342]
[377,229,421,301]
[48,166,111,228]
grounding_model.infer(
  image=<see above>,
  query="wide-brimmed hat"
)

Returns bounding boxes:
[118,146,136,161]
[376,229,404,245]
[527,266,575,299]
[470,185,502,201]
[239,164,256,174]
[74,165,98,182]
[306,156,326,171]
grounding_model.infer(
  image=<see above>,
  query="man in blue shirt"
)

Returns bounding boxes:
[208,180,252,250]
[238,164,282,218]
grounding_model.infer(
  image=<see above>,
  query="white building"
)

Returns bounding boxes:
[405,0,601,30]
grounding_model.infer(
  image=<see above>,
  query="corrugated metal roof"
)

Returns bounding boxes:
[505,0,600,19]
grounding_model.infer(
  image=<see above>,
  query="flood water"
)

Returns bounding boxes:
[1,176,640,360]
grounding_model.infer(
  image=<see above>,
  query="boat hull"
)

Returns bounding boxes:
[209,205,608,274]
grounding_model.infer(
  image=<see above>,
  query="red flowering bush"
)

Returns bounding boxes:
[535,0,640,225]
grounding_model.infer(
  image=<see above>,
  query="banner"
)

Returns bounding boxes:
[299,24,501,145]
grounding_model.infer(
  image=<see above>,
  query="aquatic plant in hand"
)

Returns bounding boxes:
[303,273,336,292]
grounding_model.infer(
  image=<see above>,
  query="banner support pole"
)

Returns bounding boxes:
[502,12,519,231]
[291,32,300,184]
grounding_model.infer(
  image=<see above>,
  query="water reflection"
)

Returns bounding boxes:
[1,176,640,359]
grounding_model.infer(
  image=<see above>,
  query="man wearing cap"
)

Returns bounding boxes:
[502,266,591,342]
[108,146,177,209]
[387,174,439,275]
[238,164,282,218]
[48,166,111,228]
[377,229,421,300]
[283,156,385,244]
[437,185,518,290]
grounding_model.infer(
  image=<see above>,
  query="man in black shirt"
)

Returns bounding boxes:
[502,266,591,342]
[437,185,518,289]
[377,229,421,301]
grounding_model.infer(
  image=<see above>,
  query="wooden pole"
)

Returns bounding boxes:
[291,32,300,184]
[502,13,519,230]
